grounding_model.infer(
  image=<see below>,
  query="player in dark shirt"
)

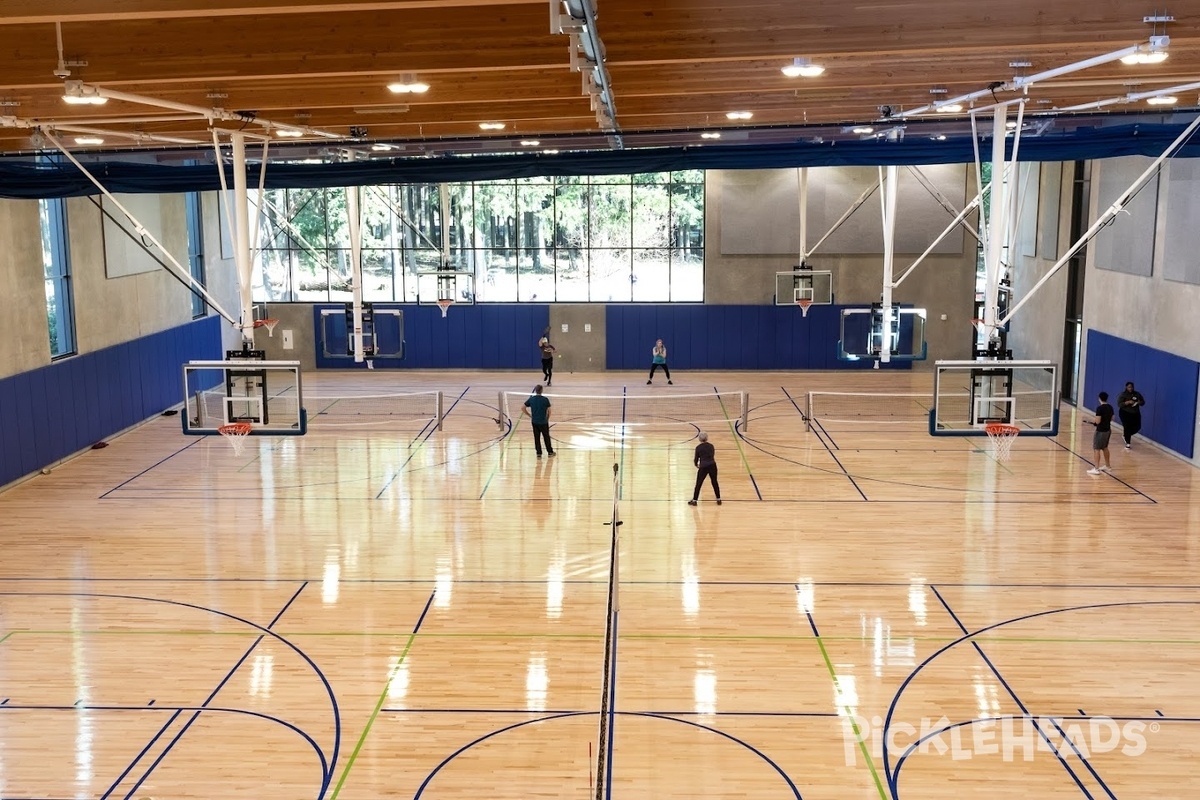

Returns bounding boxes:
[687,431,721,505]
[1115,381,1145,449]
[522,384,555,457]
[1087,391,1114,475]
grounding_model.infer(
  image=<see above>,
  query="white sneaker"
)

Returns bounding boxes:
[1087,468,1102,475]
[1099,465,1112,473]
[1124,443,1131,450]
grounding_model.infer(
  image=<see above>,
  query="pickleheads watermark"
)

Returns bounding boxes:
[843,714,1154,766]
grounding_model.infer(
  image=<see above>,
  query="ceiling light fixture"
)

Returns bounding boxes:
[73,135,104,145]
[931,134,947,141]
[725,111,753,120]
[479,122,506,130]
[1147,95,1178,105]
[935,103,964,113]
[275,127,303,138]
[60,79,111,105]
[543,149,559,154]
[371,143,397,151]
[781,58,825,78]
[852,126,874,134]
[387,74,430,94]
[1121,35,1170,65]
[700,132,721,139]
[519,139,541,146]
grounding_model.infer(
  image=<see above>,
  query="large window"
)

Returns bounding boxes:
[251,171,704,303]
[40,198,76,358]
[185,192,207,318]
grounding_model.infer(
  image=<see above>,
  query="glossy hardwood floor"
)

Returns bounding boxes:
[2,369,1199,799]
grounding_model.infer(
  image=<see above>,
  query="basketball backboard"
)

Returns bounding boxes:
[838,305,928,362]
[182,359,307,435]
[417,270,476,306]
[775,269,833,306]
[930,359,1059,436]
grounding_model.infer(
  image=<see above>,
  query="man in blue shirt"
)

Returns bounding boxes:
[522,384,555,457]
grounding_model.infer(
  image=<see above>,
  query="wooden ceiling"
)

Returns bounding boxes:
[0,0,1196,158]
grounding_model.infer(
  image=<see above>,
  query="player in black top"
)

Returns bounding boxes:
[1087,391,1114,475]
[687,431,721,505]
[1115,381,1145,449]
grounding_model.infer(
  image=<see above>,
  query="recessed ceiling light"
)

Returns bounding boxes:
[725,111,753,120]
[371,143,397,151]
[520,139,541,146]
[936,103,964,113]
[479,122,506,130]
[700,132,721,139]
[1147,95,1178,105]
[543,149,559,154]
[73,136,104,145]
[275,128,303,138]
[852,126,874,134]
[782,58,824,78]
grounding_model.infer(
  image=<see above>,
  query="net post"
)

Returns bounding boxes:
[741,391,749,432]
[497,390,506,429]
[805,391,813,431]
[436,391,444,431]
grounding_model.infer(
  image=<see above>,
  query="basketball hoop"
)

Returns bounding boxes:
[797,299,812,318]
[217,422,253,456]
[253,318,280,336]
[984,423,1021,461]
[437,299,453,319]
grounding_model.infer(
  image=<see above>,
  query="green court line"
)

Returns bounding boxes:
[479,414,522,499]
[811,627,889,800]
[329,628,421,799]
[0,632,11,646]
[714,391,756,487]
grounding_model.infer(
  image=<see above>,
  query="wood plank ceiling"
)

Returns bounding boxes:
[0,0,1195,157]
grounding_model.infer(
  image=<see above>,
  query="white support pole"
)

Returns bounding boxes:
[893,189,986,288]
[879,165,899,364]
[439,183,452,268]
[805,181,879,260]
[347,182,366,363]
[1002,112,1200,326]
[905,165,981,241]
[42,130,238,326]
[231,132,255,346]
[982,108,1010,337]
[797,167,809,264]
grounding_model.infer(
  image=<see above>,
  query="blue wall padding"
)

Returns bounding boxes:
[605,304,914,371]
[1083,329,1198,457]
[314,304,550,369]
[0,316,222,486]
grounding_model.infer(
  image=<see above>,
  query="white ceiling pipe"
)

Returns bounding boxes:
[892,41,1151,119]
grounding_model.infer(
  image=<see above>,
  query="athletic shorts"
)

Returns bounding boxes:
[1093,429,1111,451]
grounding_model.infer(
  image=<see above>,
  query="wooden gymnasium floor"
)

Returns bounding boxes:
[2,369,1200,799]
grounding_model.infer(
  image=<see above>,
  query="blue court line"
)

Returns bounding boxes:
[1,587,339,800]
[604,610,619,800]
[411,710,801,799]
[99,436,206,499]
[1049,436,1157,504]
[880,593,1193,799]
[781,387,838,451]
[117,582,315,800]
[780,388,867,501]
[380,707,839,717]
[378,387,469,500]
[930,586,1115,799]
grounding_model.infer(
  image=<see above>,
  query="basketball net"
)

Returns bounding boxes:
[984,423,1020,462]
[797,299,812,318]
[217,422,253,456]
[253,318,280,336]
[437,299,453,318]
